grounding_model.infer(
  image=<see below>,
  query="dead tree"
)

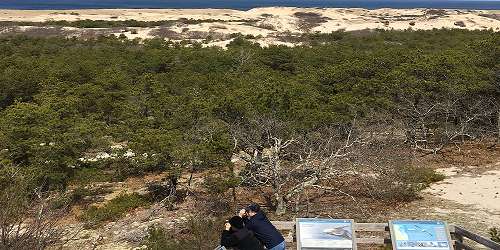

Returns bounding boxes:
[0,170,71,250]
[233,116,366,215]
[398,96,495,154]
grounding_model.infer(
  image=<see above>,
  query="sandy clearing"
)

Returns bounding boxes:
[1,8,499,46]
[426,169,500,212]
[0,8,499,30]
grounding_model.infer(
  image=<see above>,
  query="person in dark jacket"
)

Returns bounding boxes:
[239,204,286,250]
[220,216,264,250]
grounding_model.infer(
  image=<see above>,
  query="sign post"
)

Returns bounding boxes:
[389,220,453,250]
[296,218,356,250]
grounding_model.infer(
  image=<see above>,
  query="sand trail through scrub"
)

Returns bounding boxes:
[426,167,500,212]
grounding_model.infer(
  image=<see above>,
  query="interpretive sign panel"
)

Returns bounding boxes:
[296,218,356,250]
[389,220,452,250]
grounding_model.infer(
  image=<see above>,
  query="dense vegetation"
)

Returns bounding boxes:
[1,30,497,183]
[0,25,500,249]
[0,30,499,239]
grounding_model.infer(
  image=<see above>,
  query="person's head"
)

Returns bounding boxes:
[245,203,260,217]
[228,216,244,230]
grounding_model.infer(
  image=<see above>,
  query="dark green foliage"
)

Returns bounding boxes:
[204,175,240,195]
[144,217,223,250]
[71,168,114,185]
[363,165,446,201]
[144,226,174,250]
[490,227,500,243]
[81,193,150,228]
[0,29,498,190]
[408,166,446,186]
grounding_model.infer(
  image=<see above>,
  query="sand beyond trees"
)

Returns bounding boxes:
[0,8,499,47]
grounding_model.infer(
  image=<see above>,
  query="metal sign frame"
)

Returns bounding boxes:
[389,220,453,250]
[296,218,357,250]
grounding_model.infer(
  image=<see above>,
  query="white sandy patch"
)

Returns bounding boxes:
[1,8,499,46]
[426,169,500,212]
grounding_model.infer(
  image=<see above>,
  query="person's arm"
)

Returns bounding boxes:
[220,230,238,247]
[238,209,246,218]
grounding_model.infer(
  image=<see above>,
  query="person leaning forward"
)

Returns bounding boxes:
[220,216,264,250]
[239,204,286,250]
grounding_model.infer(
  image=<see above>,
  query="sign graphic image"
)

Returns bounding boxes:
[296,218,356,250]
[389,220,452,250]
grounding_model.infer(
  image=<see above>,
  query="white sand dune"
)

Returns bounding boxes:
[1,8,499,47]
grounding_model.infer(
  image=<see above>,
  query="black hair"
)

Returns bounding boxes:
[229,216,244,229]
[246,203,261,213]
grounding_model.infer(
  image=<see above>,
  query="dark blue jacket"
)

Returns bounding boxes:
[243,212,284,249]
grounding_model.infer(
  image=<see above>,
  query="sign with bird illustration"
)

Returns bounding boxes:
[296,218,356,250]
[389,220,452,250]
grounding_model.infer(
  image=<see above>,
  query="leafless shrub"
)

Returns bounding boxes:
[275,32,304,43]
[0,168,73,250]
[257,23,276,31]
[479,13,500,21]
[454,21,466,27]
[398,96,496,154]
[0,26,69,38]
[150,27,183,40]
[233,115,369,215]
[211,24,228,30]
[19,27,69,37]
[186,31,211,39]
[425,9,447,16]
[76,28,121,40]
[294,12,331,32]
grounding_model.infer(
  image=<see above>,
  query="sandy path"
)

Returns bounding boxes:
[428,167,500,212]
[391,161,500,239]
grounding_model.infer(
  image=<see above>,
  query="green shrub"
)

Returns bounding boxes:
[203,175,240,195]
[228,32,241,39]
[71,168,113,185]
[408,166,446,186]
[363,166,445,201]
[143,217,223,250]
[490,227,500,243]
[144,226,177,250]
[71,186,111,204]
[202,175,240,215]
[244,34,256,39]
[81,193,150,228]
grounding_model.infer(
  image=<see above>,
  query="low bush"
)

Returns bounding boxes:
[202,175,240,215]
[0,166,67,249]
[490,227,500,243]
[144,217,223,250]
[81,193,150,228]
[71,167,113,185]
[362,166,445,201]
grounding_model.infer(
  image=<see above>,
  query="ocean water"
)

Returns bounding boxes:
[0,0,499,10]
